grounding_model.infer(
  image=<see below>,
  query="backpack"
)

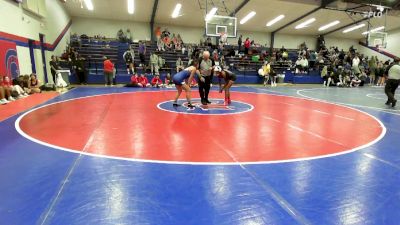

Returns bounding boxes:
[56,73,68,88]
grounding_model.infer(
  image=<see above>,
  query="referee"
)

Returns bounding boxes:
[198,51,215,105]
[384,58,400,107]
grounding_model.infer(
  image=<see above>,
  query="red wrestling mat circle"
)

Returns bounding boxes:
[17,91,384,164]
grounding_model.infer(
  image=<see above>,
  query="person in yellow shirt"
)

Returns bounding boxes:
[262,61,271,87]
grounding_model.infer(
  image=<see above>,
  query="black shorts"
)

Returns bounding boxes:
[229,73,237,82]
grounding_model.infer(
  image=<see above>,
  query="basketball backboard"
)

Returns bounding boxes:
[205,15,237,37]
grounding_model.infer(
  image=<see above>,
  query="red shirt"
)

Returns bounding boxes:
[131,75,139,84]
[103,59,114,73]
[244,40,251,48]
[151,77,162,85]
[138,76,148,85]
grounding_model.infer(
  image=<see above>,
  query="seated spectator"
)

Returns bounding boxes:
[126,74,141,87]
[3,76,28,98]
[151,74,163,88]
[126,29,132,43]
[138,74,150,87]
[0,76,15,102]
[176,57,184,72]
[164,73,173,88]
[0,86,10,104]
[29,74,41,93]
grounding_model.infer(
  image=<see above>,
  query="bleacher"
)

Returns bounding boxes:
[65,37,323,84]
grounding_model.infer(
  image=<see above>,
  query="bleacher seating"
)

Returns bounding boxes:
[67,37,323,84]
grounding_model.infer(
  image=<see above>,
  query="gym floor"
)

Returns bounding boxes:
[1,85,399,225]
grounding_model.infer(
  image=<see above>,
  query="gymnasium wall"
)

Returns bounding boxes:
[71,17,150,41]
[0,0,71,83]
[386,28,400,57]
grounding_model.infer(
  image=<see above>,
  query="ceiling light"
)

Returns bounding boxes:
[172,3,182,18]
[83,0,93,11]
[240,11,256,24]
[128,0,134,14]
[318,20,340,31]
[295,18,316,29]
[362,26,385,35]
[266,15,285,27]
[205,7,218,21]
[343,23,365,33]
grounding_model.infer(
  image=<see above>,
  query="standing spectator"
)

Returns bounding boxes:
[352,55,361,75]
[244,38,251,55]
[237,34,243,51]
[376,62,385,86]
[384,58,400,107]
[123,46,135,74]
[73,53,87,85]
[150,52,159,75]
[262,61,271,87]
[138,41,146,67]
[49,55,60,84]
[198,51,215,105]
[103,56,114,86]
[369,56,377,85]
[176,57,184,72]
[126,29,132,43]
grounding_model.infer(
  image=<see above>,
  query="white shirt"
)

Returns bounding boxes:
[388,64,400,80]
[352,57,360,67]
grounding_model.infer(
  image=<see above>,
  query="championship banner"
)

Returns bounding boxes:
[0,40,20,79]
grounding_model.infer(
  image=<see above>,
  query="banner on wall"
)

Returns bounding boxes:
[0,40,20,79]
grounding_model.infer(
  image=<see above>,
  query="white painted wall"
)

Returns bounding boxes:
[386,28,400,57]
[72,17,150,41]
[324,37,359,51]
[357,45,391,62]
[0,0,71,82]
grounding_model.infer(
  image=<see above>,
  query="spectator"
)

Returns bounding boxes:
[376,62,385,86]
[123,46,135,74]
[321,66,331,87]
[0,76,15,101]
[369,56,377,85]
[3,76,27,98]
[138,41,146,67]
[49,55,60,84]
[157,36,165,51]
[150,52,159,75]
[29,74,41,93]
[176,57,184,72]
[151,74,163,88]
[126,29,132,43]
[352,55,361,75]
[138,74,150,87]
[127,73,140,87]
[158,55,165,70]
[244,38,250,55]
[262,61,271,87]
[73,53,87,85]
[164,73,173,88]
[237,34,243,51]
[103,56,114,86]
